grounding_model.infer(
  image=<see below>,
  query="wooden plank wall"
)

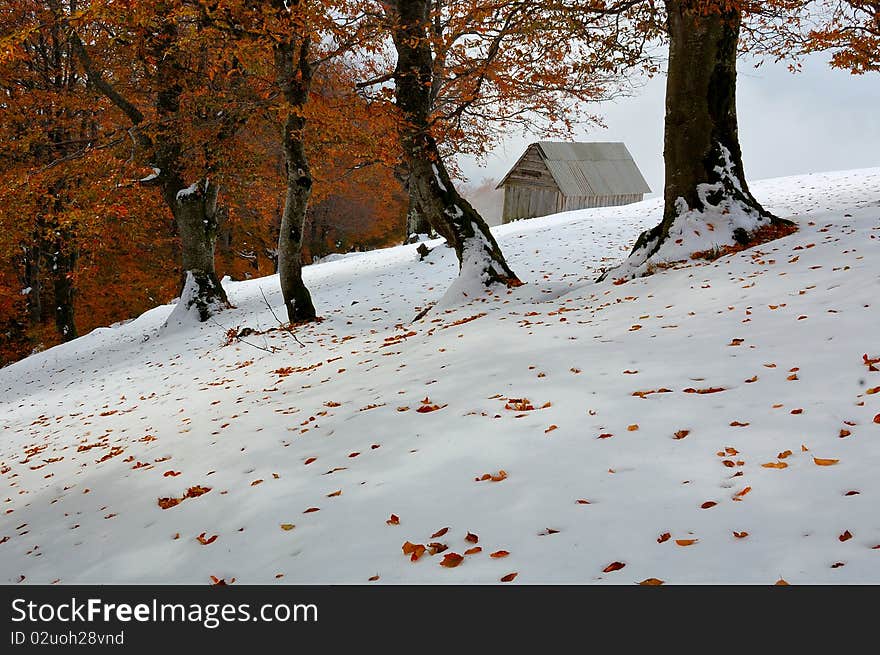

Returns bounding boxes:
[502,188,643,223]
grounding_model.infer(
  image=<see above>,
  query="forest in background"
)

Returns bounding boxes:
[0,0,875,365]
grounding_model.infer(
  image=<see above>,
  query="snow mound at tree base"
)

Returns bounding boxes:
[163,271,227,329]
[604,198,776,281]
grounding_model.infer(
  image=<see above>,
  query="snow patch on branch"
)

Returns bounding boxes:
[139,167,161,183]
[175,182,199,201]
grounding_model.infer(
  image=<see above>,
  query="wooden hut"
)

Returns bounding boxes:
[496,142,650,223]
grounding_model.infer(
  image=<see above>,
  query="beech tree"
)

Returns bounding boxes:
[804,0,879,72]
[545,0,802,280]
[69,0,257,321]
[374,0,635,287]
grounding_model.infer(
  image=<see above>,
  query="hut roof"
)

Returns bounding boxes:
[496,142,651,197]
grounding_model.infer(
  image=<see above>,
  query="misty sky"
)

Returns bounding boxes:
[459,53,880,224]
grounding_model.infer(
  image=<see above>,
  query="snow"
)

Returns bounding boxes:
[162,272,223,330]
[139,168,161,183]
[606,144,772,281]
[175,182,199,201]
[1,167,879,584]
[432,164,447,192]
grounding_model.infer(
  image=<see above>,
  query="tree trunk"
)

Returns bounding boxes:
[168,179,229,321]
[388,0,519,286]
[274,18,317,324]
[404,171,432,243]
[51,232,77,342]
[625,0,787,262]
[21,239,42,325]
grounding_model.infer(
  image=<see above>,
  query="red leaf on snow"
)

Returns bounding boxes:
[732,486,752,500]
[197,532,218,545]
[303,507,320,513]
[490,550,510,558]
[657,532,671,543]
[500,572,518,582]
[431,527,449,538]
[683,387,726,394]
[839,530,853,542]
[386,514,400,526]
[603,561,626,573]
[402,542,427,562]
[464,547,482,556]
[673,430,690,440]
[701,501,717,509]
[465,532,479,543]
[733,531,749,539]
[210,576,235,586]
[440,553,464,568]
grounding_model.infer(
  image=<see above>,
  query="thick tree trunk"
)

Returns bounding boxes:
[625,0,786,262]
[388,0,519,286]
[167,179,228,321]
[274,16,317,324]
[278,110,317,322]
[404,172,432,243]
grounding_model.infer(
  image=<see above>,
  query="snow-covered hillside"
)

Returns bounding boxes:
[2,168,879,584]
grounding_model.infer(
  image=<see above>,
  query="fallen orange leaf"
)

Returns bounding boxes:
[732,486,752,500]
[431,527,449,538]
[603,561,626,573]
[490,550,510,558]
[675,539,698,546]
[440,553,464,568]
[386,514,400,525]
[464,546,482,556]
[813,457,839,466]
[639,578,664,586]
[733,531,749,539]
